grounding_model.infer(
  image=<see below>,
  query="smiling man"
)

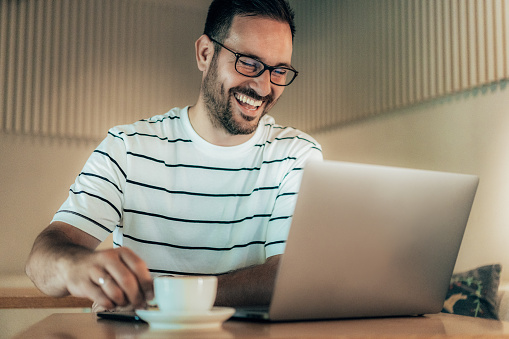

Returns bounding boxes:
[193,15,293,143]
[26,0,322,311]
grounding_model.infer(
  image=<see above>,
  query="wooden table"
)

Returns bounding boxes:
[0,287,92,308]
[10,312,509,339]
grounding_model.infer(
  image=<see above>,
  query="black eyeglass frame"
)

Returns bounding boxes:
[208,36,299,87]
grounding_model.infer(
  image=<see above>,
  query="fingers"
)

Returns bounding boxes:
[117,248,154,302]
[95,273,129,308]
[103,261,144,308]
[86,266,126,310]
[92,301,107,313]
[65,248,152,311]
[97,248,153,309]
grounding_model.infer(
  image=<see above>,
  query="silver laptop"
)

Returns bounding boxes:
[234,160,479,321]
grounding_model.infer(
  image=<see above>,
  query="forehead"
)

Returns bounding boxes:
[224,15,293,66]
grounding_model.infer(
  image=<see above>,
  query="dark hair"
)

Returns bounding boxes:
[204,0,295,46]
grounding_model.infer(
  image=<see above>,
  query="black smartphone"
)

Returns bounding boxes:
[97,311,147,323]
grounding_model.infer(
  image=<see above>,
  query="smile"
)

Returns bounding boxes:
[234,93,263,111]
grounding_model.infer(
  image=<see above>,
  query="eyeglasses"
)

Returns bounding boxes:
[208,36,298,86]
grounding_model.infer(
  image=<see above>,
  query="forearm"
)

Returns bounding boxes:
[26,222,153,310]
[26,226,94,297]
[214,255,280,307]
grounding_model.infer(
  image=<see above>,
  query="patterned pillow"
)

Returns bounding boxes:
[442,264,502,319]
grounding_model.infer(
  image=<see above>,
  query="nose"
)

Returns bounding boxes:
[250,69,272,98]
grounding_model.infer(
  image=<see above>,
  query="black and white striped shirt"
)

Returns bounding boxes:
[53,106,323,276]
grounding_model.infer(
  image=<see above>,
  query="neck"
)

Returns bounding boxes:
[188,99,255,147]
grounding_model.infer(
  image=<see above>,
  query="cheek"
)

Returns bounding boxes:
[218,62,243,85]
[272,86,285,100]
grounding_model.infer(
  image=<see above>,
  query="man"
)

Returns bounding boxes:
[26,0,322,311]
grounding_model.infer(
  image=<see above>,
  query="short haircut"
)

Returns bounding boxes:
[203,0,296,47]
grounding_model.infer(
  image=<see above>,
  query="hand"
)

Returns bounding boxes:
[62,247,154,311]
[215,255,280,307]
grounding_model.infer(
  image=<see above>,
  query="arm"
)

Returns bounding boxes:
[25,221,154,310]
[214,255,280,307]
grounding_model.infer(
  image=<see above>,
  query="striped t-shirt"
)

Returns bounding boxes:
[53,106,323,276]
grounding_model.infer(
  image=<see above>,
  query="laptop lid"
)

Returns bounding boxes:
[236,160,479,321]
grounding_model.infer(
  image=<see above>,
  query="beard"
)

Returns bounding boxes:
[201,55,276,136]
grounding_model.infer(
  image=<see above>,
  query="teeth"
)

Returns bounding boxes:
[235,93,262,107]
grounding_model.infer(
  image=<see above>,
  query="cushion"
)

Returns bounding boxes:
[442,264,502,319]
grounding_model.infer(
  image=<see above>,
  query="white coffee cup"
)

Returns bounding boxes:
[154,276,218,313]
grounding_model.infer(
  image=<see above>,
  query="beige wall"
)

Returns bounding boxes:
[314,83,509,279]
[0,135,97,274]
[0,0,207,277]
[0,0,205,140]
[2,0,509,284]
[3,78,508,280]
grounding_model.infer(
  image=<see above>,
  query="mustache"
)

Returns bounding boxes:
[230,86,274,103]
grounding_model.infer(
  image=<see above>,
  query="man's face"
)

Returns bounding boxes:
[202,16,293,136]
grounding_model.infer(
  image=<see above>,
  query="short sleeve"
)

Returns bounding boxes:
[52,130,128,241]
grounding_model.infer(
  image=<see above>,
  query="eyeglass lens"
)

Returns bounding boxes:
[236,56,296,86]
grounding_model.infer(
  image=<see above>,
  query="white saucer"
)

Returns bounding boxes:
[135,307,235,330]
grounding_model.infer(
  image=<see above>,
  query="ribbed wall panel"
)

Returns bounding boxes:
[0,0,204,140]
[2,0,509,138]
[281,0,509,133]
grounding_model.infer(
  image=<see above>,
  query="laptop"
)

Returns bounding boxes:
[234,160,479,321]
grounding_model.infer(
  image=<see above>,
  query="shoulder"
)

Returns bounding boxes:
[259,115,322,156]
[108,107,185,138]
[93,107,192,158]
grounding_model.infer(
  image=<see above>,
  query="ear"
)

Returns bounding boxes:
[195,34,215,72]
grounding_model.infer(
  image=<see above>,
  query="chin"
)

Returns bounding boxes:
[229,115,259,135]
